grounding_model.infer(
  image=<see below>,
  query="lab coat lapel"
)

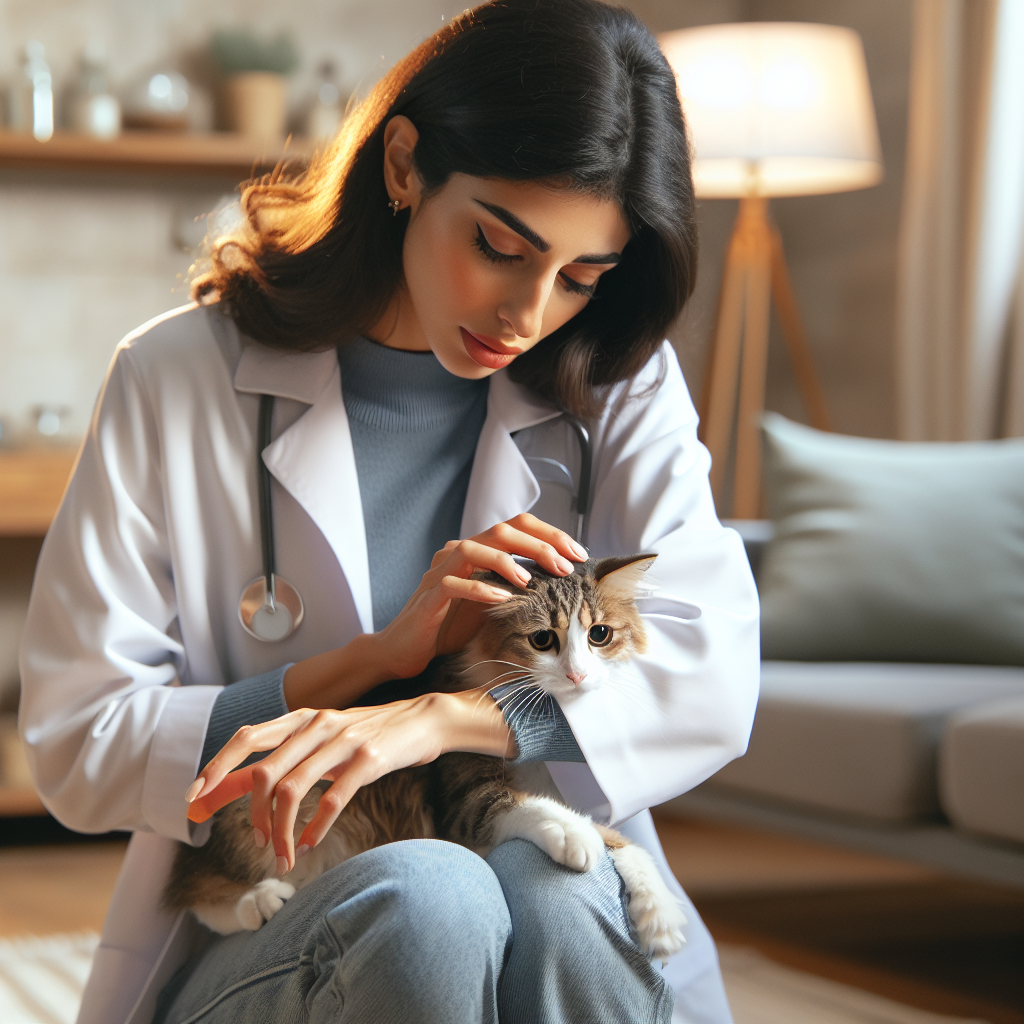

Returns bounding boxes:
[461,370,563,538]
[235,344,373,634]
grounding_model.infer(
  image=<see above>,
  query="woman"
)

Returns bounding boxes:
[19,2,759,1022]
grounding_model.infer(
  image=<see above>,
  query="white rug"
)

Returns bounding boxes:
[0,932,990,1024]
[0,932,97,1024]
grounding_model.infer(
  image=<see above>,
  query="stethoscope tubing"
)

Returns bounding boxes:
[257,394,278,608]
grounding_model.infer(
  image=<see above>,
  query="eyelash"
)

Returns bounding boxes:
[473,224,597,299]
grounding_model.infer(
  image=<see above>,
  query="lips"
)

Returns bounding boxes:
[460,327,521,370]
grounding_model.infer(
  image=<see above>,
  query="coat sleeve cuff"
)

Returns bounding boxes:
[489,684,585,764]
[198,664,293,771]
[141,685,222,843]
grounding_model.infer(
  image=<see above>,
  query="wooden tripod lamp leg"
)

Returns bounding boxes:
[702,222,749,504]
[732,207,772,520]
[768,226,832,432]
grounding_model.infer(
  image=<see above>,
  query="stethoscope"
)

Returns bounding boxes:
[238,395,306,642]
[238,394,592,642]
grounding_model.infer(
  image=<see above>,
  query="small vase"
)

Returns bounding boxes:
[222,72,287,144]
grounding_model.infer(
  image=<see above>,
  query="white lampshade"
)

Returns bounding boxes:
[660,22,883,198]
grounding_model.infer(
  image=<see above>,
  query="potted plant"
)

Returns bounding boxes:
[210,30,299,143]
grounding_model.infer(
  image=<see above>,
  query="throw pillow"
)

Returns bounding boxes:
[759,413,1024,665]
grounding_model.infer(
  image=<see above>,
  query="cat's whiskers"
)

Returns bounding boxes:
[464,657,533,674]
[492,683,541,714]
[500,686,549,732]
[495,685,546,728]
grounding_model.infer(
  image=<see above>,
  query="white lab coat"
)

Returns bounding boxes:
[19,304,759,1024]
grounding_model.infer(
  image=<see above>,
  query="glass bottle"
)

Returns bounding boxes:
[69,44,121,139]
[8,41,54,141]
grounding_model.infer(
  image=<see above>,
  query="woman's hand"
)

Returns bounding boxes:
[283,513,588,708]
[185,688,515,874]
[374,512,587,681]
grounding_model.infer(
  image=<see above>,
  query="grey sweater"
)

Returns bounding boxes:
[200,339,583,769]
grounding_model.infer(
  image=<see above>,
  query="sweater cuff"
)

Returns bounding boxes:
[199,664,293,772]
[489,683,585,764]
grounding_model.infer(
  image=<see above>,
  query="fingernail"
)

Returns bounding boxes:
[276,855,289,876]
[253,828,267,849]
[489,586,512,601]
[185,777,205,803]
[296,844,310,860]
[570,541,588,560]
[515,566,531,585]
[556,556,574,574]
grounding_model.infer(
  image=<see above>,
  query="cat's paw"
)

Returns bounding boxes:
[235,879,296,931]
[493,797,606,872]
[607,844,687,963]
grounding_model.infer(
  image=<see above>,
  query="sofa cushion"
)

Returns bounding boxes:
[939,696,1024,844]
[711,661,1024,821]
[758,413,1024,665]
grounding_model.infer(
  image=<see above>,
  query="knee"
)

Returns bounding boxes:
[329,839,511,951]
[487,839,627,946]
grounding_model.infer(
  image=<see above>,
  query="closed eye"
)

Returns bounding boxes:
[559,273,596,298]
[474,224,521,265]
[476,224,599,298]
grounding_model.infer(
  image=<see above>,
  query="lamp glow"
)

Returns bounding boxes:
[660,22,883,198]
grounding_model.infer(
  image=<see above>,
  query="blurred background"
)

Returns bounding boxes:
[1,3,1022,1024]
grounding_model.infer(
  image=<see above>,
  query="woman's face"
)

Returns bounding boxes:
[374,118,631,377]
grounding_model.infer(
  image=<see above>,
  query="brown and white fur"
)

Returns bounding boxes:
[164,555,686,961]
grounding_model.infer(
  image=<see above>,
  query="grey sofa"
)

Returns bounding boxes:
[661,521,1024,890]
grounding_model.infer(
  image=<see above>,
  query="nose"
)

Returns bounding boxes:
[566,669,587,687]
[499,275,550,340]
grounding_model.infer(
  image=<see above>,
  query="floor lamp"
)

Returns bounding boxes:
[660,23,884,519]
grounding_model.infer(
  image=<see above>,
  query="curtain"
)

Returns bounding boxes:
[895,0,1024,440]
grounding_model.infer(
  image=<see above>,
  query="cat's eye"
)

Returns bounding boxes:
[588,624,613,647]
[528,630,558,652]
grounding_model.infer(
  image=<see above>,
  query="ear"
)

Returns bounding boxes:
[594,554,657,599]
[382,115,424,215]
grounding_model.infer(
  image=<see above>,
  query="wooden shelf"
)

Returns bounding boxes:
[0,449,78,536]
[0,129,313,177]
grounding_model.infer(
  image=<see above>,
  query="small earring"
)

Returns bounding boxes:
[388,198,401,216]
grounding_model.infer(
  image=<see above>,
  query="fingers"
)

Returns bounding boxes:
[255,711,391,873]
[296,754,378,851]
[186,710,318,803]
[247,709,352,863]
[186,765,256,823]
[439,575,514,603]
[430,538,534,590]
[476,515,585,577]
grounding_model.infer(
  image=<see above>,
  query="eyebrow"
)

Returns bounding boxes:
[473,199,622,264]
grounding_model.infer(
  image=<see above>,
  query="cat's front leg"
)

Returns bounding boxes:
[490,795,606,871]
[193,878,297,935]
[597,827,687,963]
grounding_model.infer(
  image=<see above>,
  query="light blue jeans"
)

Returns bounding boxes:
[153,838,712,1023]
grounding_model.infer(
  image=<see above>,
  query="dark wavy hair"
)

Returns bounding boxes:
[193,0,696,417]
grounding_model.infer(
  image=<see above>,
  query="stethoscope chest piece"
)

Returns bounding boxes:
[239,573,304,642]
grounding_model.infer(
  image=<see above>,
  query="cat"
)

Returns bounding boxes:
[163,554,686,961]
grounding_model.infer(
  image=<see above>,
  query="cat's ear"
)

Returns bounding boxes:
[594,554,657,599]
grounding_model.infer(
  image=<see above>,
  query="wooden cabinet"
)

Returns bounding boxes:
[0,449,78,536]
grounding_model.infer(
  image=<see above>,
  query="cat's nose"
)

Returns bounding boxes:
[566,669,587,687]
